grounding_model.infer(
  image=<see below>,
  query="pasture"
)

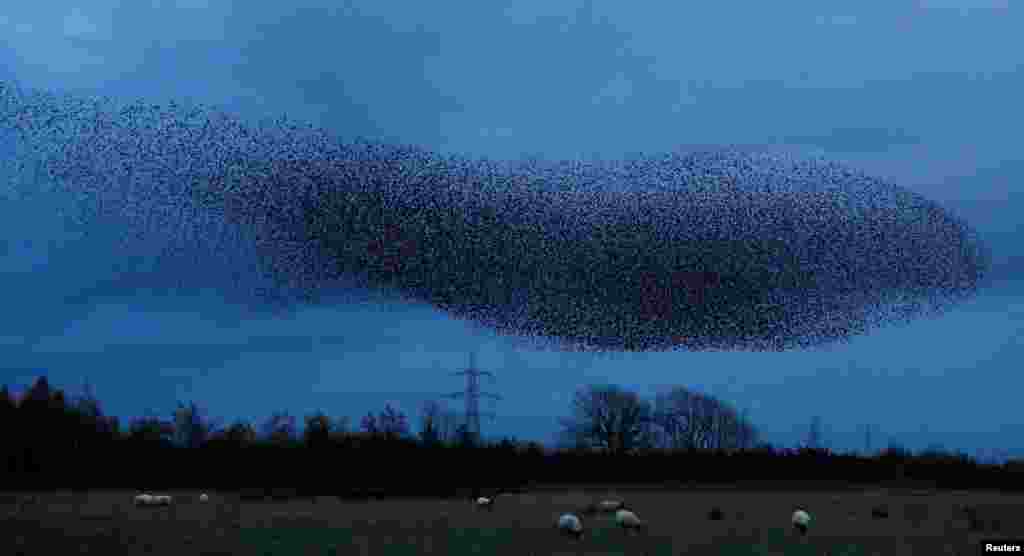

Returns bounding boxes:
[2,487,1020,555]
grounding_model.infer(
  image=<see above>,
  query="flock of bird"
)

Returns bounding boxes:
[0,80,992,354]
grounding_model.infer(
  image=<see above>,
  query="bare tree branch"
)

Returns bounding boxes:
[559,385,652,454]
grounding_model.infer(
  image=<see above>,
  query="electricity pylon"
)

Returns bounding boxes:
[444,352,501,445]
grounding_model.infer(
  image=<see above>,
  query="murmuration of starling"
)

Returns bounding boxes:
[0,81,991,352]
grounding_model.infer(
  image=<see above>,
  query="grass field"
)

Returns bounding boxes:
[2,487,1020,555]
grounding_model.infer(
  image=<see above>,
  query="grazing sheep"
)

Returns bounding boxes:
[199,493,209,503]
[475,496,494,511]
[557,513,585,540]
[474,489,505,511]
[615,506,648,535]
[133,493,172,507]
[791,508,811,536]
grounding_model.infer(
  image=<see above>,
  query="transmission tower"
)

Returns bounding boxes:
[862,423,876,456]
[444,352,502,444]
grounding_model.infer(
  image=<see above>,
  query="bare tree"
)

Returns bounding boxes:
[805,416,823,450]
[261,411,297,444]
[690,393,719,450]
[735,408,759,450]
[172,400,220,449]
[652,387,712,450]
[378,404,410,439]
[454,423,475,447]
[861,423,875,456]
[128,416,175,446]
[70,379,118,436]
[711,403,735,450]
[438,408,459,444]
[330,415,350,438]
[73,379,102,420]
[651,386,760,451]
[303,410,345,447]
[419,400,443,446]
[652,389,686,449]
[217,420,257,446]
[360,412,378,435]
[558,384,652,455]
[710,403,760,451]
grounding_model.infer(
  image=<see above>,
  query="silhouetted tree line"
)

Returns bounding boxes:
[1,376,1022,496]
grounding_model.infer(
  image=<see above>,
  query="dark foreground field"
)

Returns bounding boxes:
[2,487,1021,555]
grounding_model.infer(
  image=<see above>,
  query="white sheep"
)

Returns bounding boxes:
[134,493,175,507]
[199,493,209,503]
[615,506,648,535]
[557,513,585,540]
[791,508,811,536]
[475,496,494,511]
[474,489,506,511]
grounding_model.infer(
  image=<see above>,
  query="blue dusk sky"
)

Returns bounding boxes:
[0,1,1021,457]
